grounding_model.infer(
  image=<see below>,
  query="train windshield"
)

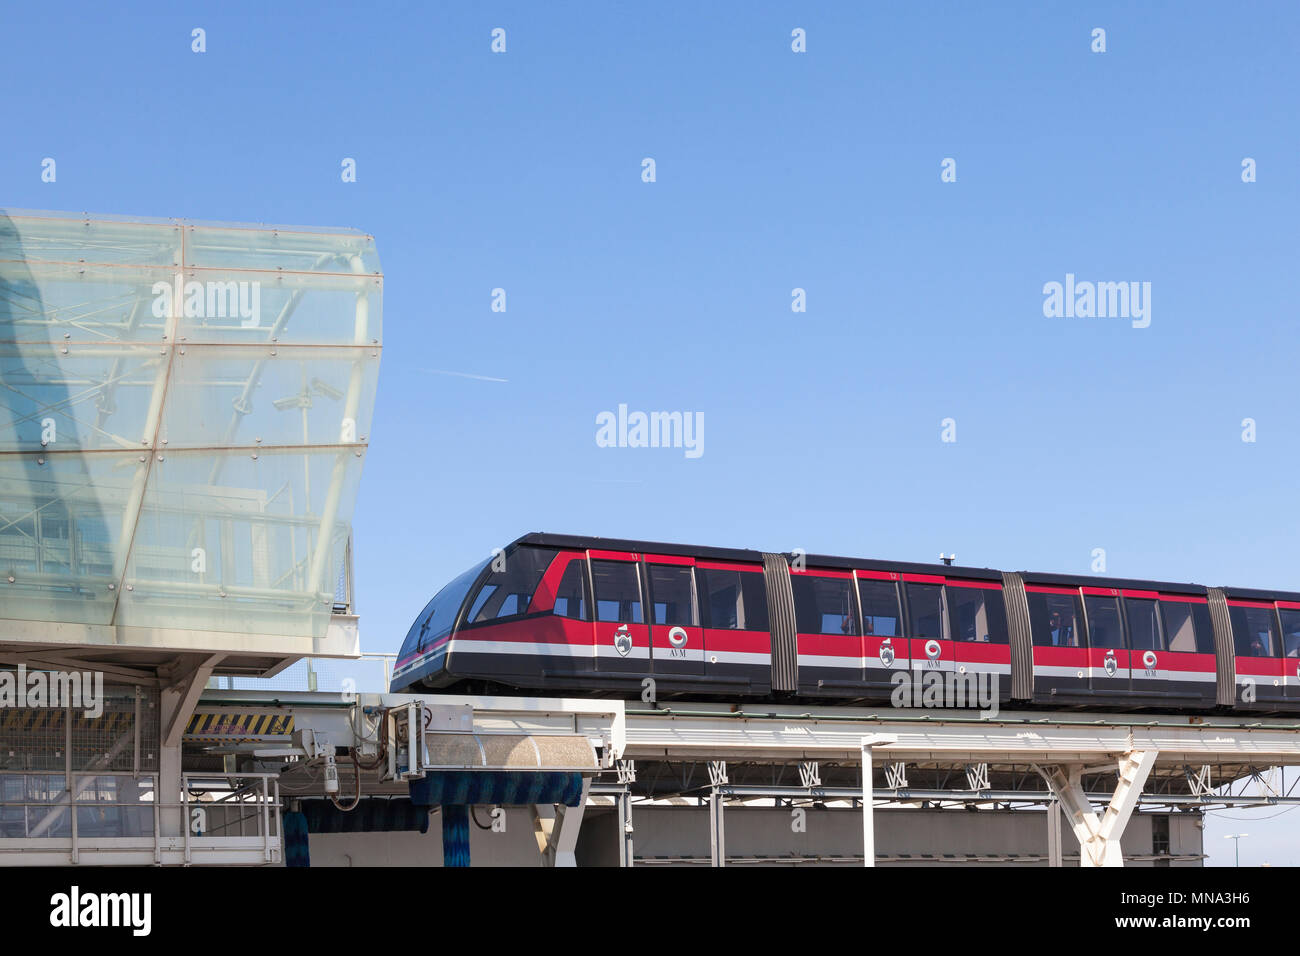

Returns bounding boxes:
[399,557,491,659]
[465,547,558,623]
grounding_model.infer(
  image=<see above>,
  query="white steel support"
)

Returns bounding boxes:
[709,760,728,867]
[1047,799,1063,867]
[861,734,897,867]
[1036,749,1158,867]
[158,655,222,838]
[306,255,372,600]
[534,778,591,867]
[109,249,181,623]
[617,788,634,867]
[709,788,725,867]
[615,759,636,867]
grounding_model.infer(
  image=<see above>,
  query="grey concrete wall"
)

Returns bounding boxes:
[579,805,1204,866]
[300,802,1203,867]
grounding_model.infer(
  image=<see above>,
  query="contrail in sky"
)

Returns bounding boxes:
[417,368,508,383]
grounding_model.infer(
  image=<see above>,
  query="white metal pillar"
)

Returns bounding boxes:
[158,655,222,838]
[860,734,897,867]
[306,254,372,599]
[535,778,591,867]
[1035,749,1158,867]
[616,788,634,867]
[1047,798,1063,867]
[708,760,728,867]
[615,759,636,867]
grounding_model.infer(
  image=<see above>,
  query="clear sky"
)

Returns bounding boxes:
[3,0,1298,865]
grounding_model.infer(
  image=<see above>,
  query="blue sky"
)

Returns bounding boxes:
[3,0,1298,865]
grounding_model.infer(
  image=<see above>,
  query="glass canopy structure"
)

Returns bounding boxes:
[0,209,381,656]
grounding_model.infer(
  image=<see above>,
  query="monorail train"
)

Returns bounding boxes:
[391,533,1300,712]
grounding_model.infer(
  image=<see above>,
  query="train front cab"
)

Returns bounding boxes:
[790,563,1012,704]
[391,555,492,691]
[1023,580,1220,709]
[394,542,774,696]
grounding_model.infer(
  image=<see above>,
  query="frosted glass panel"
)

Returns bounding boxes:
[0,209,381,640]
[184,224,380,276]
[0,451,147,626]
[161,346,379,450]
[115,448,364,636]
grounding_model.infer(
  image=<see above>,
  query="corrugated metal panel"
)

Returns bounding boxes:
[1208,588,1236,706]
[763,553,798,692]
[1002,572,1034,701]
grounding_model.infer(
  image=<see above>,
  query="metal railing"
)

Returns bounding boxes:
[0,770,282,865]
[182,772,282,865]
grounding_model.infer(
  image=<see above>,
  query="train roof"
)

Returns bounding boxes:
[510,533,1300,601]
[516,532,765,563]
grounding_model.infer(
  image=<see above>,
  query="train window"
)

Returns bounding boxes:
[1279,610,1300,658]
[741,573,770,632]
[1084,596,1125,649]
[983,591,1010,643]
[793,575,859,636]
[699,569,741,628]
[949,586,1009,644]
[858,580,902,637]
[1028,592,1083,647]
[697,568,769,630]
[1229,605,1278,658]
[649,565,698,627]
[1158,601,1214,654]
[465,547,557,624]
[905,584,944,640]
[1126,599,1163,651]
[552,560,589,620]
[592,560,644,624]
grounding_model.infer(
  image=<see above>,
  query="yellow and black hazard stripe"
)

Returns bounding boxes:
[184,711,294,741]
[0,709,135,733]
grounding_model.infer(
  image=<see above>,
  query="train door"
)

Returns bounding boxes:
[697,561,772,693]
[856,571,909,694]
[1228,599,1285,707]
[644,554,704,678]
[1081,588,1131,698]
[1132,593,1215,706]
[1025,585,1089,702]
[524,550,594,676]
[589,550,650,675]
[903,575,954,682]
[792,569,864,697]
[1277,602,1300,702]
[948,580,1011,704]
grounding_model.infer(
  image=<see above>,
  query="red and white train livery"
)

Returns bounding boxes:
[391,533,1300,712]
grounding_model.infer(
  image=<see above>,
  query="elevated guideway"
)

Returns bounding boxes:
[182,690,1300,867]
